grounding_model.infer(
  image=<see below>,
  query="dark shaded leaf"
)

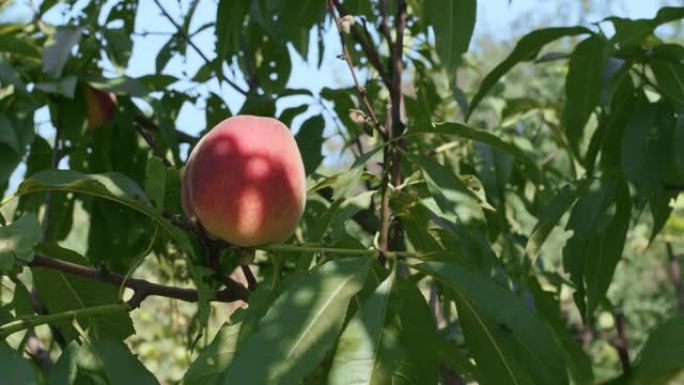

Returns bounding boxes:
[295,116,325,176]
[413,122,543,184]
[562,36,609,155]
[526,185,577,259]
[419,261,568,385]
[562,178,631,320]
[632,316,684,385]
[0,343,38,385]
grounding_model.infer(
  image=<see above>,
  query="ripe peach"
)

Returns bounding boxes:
[84,85,116,128]
[182,115,307,247]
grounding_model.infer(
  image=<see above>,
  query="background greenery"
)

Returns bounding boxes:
[0,0,683,384]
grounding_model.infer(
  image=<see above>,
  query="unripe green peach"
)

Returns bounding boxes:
[182,115,306,247]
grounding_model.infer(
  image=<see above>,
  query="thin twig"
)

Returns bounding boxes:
[666,243,684,313]
[29,254,249,308]
[327,0,385,139]
[151,0,248,96]
[135,124,174,167]
[135,114,199,145]
[332,0,392,88]
[613,311,631,373]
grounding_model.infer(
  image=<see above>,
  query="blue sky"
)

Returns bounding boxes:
[1,0,682,190]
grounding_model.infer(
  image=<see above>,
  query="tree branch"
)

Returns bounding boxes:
[666,242,684,314]
[151,0,248,96]
[327,0,385,139]
[135,114,199,145]
[379,0,407,256]
[29,254,249,308]
[612,311,630,373]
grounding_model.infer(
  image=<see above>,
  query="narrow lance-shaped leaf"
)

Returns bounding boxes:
[607,7,684,47]
[406,153,494,215]
[562,35,609,156]
[220,258,369,385]
[651,58,684,106]
[562,178,631,321]
[621,102,675,202]
[425,0,476,70]
[468,26,593,119]
[59,340,159,385]
[412,122,543,184]
[525,185,578,259]
[328,271,439,385]
[455,293,536,385]
[418,261,569,385]
[328,271,396,385]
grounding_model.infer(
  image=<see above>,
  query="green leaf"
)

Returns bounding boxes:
[632,316,684,385]
[145,156,167,209]
[103,28,133,71]
[32,243,135,341]
[0,213,41,272]
[295,116,325,176]
[621,102,674,201]
[221,258,369,385]
[418,261,568,385]
[562,178,631,320]
[425,0,475,69]
[73,340,159,384]
[156,36,177,74]
[607,7,684,47]
[562,36,609,155]
[0,113,34,186]
[205,92,232,131]
[438,336,481,381]
[468,26,592,119]
[413,122,543,184]
[526,185,577,259]
[43,27,83,78]
[0,33,41,58]
[407,153,493,214]
[455,294,535,385]
[329,273,439,385]
[329,272,396,385]
[86,76,151,97]
[215,0,250,62]
[34,75,78,98]
[183,322,242,385]
[185,274,293,385]
[525,276,594,385]
[48,341,79,385]
[651,58,684,106]
[0,343,38,385]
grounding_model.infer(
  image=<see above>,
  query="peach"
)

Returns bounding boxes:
[84,85,116,128]
[182,115,307,247]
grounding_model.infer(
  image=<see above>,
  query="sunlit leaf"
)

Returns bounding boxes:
[220,258,369,385]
